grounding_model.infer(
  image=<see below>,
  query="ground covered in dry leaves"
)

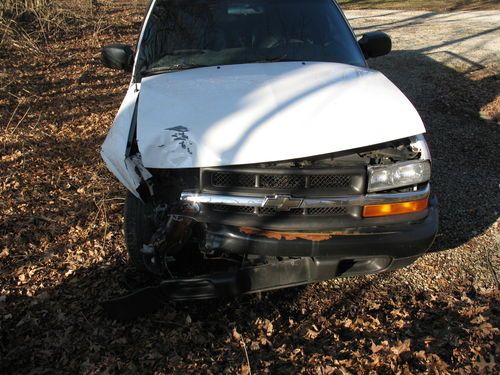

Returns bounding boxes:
[0,2,499,374]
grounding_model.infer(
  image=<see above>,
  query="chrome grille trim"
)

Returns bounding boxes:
[181,184,431,208]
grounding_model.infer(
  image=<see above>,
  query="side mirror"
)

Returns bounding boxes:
[101,44,134,71]
[358,32,392,59]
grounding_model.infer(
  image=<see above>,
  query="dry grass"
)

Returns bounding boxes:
[0,0,97,51]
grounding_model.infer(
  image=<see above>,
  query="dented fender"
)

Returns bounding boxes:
[101,86,141,196]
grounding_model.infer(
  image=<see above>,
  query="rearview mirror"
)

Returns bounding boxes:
[101,44,134,71]
[358,32,392,59]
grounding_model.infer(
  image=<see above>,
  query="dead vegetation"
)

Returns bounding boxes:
[0,0,99,53]
[0,1,499,374]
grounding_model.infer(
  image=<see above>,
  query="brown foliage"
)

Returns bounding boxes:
[0,0,97,51]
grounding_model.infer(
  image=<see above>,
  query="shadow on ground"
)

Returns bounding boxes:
[1,260,497,373]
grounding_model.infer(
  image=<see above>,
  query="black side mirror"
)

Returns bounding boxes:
[358,32,392,59]
[101,44,134,71]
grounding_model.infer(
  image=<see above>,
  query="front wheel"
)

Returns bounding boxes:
[123,192,157,274]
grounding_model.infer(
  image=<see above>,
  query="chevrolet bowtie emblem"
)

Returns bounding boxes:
[261,195,304,211]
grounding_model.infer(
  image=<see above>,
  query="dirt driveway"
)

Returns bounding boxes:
[1,5,499,374]
[347,10,500,72]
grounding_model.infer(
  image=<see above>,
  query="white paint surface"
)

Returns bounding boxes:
[136,62,425,169]
[101,86,140,193]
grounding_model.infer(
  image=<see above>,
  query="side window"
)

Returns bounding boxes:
[323,6,365,66]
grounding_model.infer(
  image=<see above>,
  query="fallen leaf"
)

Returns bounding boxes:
[232,327,242,342]
[371,341,386,354]
[264,319,273,336]
[390,339,411,356]
[241,364,250,375]
[470,315,488,325]
[473,354,496,373]
[304,328,320,340]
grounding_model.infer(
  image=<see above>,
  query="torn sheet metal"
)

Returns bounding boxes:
[101,86,142,196]
[124,153,153,186]
[137,61,426,169]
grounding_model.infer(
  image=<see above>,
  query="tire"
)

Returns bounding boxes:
[124,191,156,273]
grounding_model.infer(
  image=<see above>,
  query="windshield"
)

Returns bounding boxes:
[136,0,365,77]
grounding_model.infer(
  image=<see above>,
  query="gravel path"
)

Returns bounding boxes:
[346,10,500,72]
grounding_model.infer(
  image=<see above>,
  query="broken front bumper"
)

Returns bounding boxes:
[204,197,438,258]
[104,199,437,320]
[104,255,419,320]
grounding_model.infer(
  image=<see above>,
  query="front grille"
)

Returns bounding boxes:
[259,207,304,216]
[260,175,305,189]
[309,175,351,188]
[208,204,347,217]
[212,173,255,188]
[211,204,255,214]
[208,171,355,192]
[201,166,364,219]
[307,207,348,216]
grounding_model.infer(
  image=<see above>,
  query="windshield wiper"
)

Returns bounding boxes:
[251,56,305,63]
[141,63,209,77]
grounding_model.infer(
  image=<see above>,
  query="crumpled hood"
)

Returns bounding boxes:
[137,62,425,168]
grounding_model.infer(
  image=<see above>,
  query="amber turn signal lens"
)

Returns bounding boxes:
[363,198,429,218]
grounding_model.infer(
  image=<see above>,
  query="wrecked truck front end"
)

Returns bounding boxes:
[99,0,438,315]
[173,144,437,297]
[102,144,438,318]
[102,114,438,303]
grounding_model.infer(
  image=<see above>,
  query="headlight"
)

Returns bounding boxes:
[367,160,431,192]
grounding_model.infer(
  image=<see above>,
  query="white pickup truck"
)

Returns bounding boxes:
[100,0,438,311]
